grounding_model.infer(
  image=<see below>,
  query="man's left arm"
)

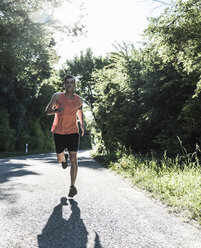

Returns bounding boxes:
[77,97,85,136]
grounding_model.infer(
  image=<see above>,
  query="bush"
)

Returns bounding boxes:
[0,107,16,151]
[18,116,54,151]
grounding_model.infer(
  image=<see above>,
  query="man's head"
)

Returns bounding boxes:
[64,75,75,84]
[64,75,75,92]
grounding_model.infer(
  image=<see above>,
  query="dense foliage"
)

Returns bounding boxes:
[61,0,201,156]
[0,0,85,152]
[0,0,200,156]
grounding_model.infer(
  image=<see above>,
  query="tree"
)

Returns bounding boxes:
[146,0,201,93]
[143,0,201,153]
[58,0,201,156]
[0,0,85,151]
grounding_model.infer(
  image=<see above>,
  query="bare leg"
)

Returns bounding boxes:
[57,151,66,163]
[69,151,78,186]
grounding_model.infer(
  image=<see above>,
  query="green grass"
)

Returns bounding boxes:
[93,151,201,225]
[0,149,54,159]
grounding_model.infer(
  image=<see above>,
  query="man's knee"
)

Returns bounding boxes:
[57,152,65,163]
[69,152,77,164]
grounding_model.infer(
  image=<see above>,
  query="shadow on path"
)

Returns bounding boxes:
[38,198,90,248]
[38,198,103,248]
[36,153,104,171]
[0,159,39,185]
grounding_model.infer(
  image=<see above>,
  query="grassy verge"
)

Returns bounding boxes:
[0,150,54,159]
[92,151,201,225]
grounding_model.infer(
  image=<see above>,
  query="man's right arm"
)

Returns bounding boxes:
[45,93,59,116]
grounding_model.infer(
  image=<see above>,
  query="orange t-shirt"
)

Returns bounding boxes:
[51,93,80,135]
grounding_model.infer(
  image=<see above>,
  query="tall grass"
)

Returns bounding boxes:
[93,142,201,225]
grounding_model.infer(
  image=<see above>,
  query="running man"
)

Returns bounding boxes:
[45,75,84,198]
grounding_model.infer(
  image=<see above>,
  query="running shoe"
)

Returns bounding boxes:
[68,186,77,198]
[61,154,68,169]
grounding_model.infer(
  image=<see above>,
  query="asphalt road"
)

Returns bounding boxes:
[0,150,201,248]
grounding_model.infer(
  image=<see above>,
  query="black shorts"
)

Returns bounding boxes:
[53,133,80,154]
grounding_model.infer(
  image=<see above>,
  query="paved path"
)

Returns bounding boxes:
[0,150,201,248]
